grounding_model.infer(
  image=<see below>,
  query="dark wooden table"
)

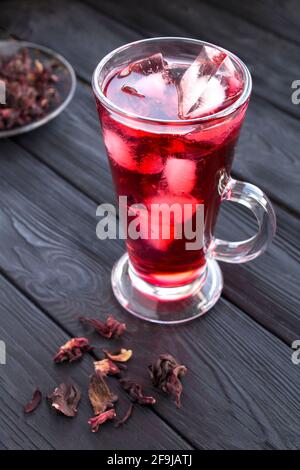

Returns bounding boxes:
[0,0,299,450]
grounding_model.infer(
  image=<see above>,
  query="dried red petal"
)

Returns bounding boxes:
[121,85,145,98]
[115,403,134,428]
[149,354,187,408]
[94,359,121,376]
[79,315,126,339]
[104,348,132,363]
[48,383,81,417]
[119,379,156,406]
[0,47,61,131]
[53,337,91,363]
[24,388,42,414]
[88,371,118,415]
[88,408,116,432]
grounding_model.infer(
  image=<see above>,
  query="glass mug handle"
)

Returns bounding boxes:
[209,178,276,263]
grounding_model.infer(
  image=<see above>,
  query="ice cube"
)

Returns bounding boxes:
[177,45,228,119]
[188,76,226,118]
[164,158,196,194]
[103,129,138,171]
[135,72,167,101]
[130,193,201,251]
[146,194,198,225]
[130,53,166,75]
[137,153,164,175]
[132,194,199,251]
[103,129,163,174]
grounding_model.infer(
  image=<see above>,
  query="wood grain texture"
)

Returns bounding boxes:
[0,0,299,450]
[0,141,299,448]
[208,0,300,46]
[0,275,191,450]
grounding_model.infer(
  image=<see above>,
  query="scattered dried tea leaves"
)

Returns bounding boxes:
[88,371,118,416]
[0,47,61,131]
[149,354,187,408]
[24,388,42,414]
[53,337,91,363]
[115,403,134,428]
[79,315,126,339]
[48,383,81,417]
[94,358,121,376]
[119,379,156,406]
[88,408,116,433]
[104,348,133,363]
[121,85,145,98]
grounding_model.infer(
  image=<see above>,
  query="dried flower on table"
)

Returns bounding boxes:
[115,403,134,428]
[0,48,61,131]
[104,348,132,363]
[53,337,91,363]
[79,315,126,339]
[119,379,156,406]
[48,383,81,417]
[94,358,121,376]
[88,371,118,416]
[149,354,187,408]
[88,408,116,432]
[24,388,42,414]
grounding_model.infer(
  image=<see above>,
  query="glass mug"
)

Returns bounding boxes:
[92,37,276,324]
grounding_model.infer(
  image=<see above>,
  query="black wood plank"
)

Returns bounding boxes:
[0,276,189,450]
[1,0,299,214]
[0,141,299,448]
[208,0,300,46]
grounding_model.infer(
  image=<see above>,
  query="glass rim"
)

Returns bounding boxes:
[92,36,252,125]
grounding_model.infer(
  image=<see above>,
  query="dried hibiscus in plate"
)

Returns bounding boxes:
[0,47,61,131]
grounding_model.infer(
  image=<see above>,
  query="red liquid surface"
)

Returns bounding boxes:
[97,53,247,287]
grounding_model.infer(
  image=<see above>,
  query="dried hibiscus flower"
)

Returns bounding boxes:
[24,388,42,414]
[121,85,145,98]
[88,408,116,433]
[48,383,81,417]
[0,48,61,131]
[79,315,126,339]
[53,337,91,363]
[88,371,118,416]
[94,359,121,376]
[104,348,132,363]
[119,379,156,406]
[115,403,134,428]
[149,354,187,408]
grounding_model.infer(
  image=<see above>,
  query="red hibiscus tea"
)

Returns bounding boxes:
[94,44,247,288]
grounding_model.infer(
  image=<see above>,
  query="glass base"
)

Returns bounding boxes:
[111,254,223,324]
